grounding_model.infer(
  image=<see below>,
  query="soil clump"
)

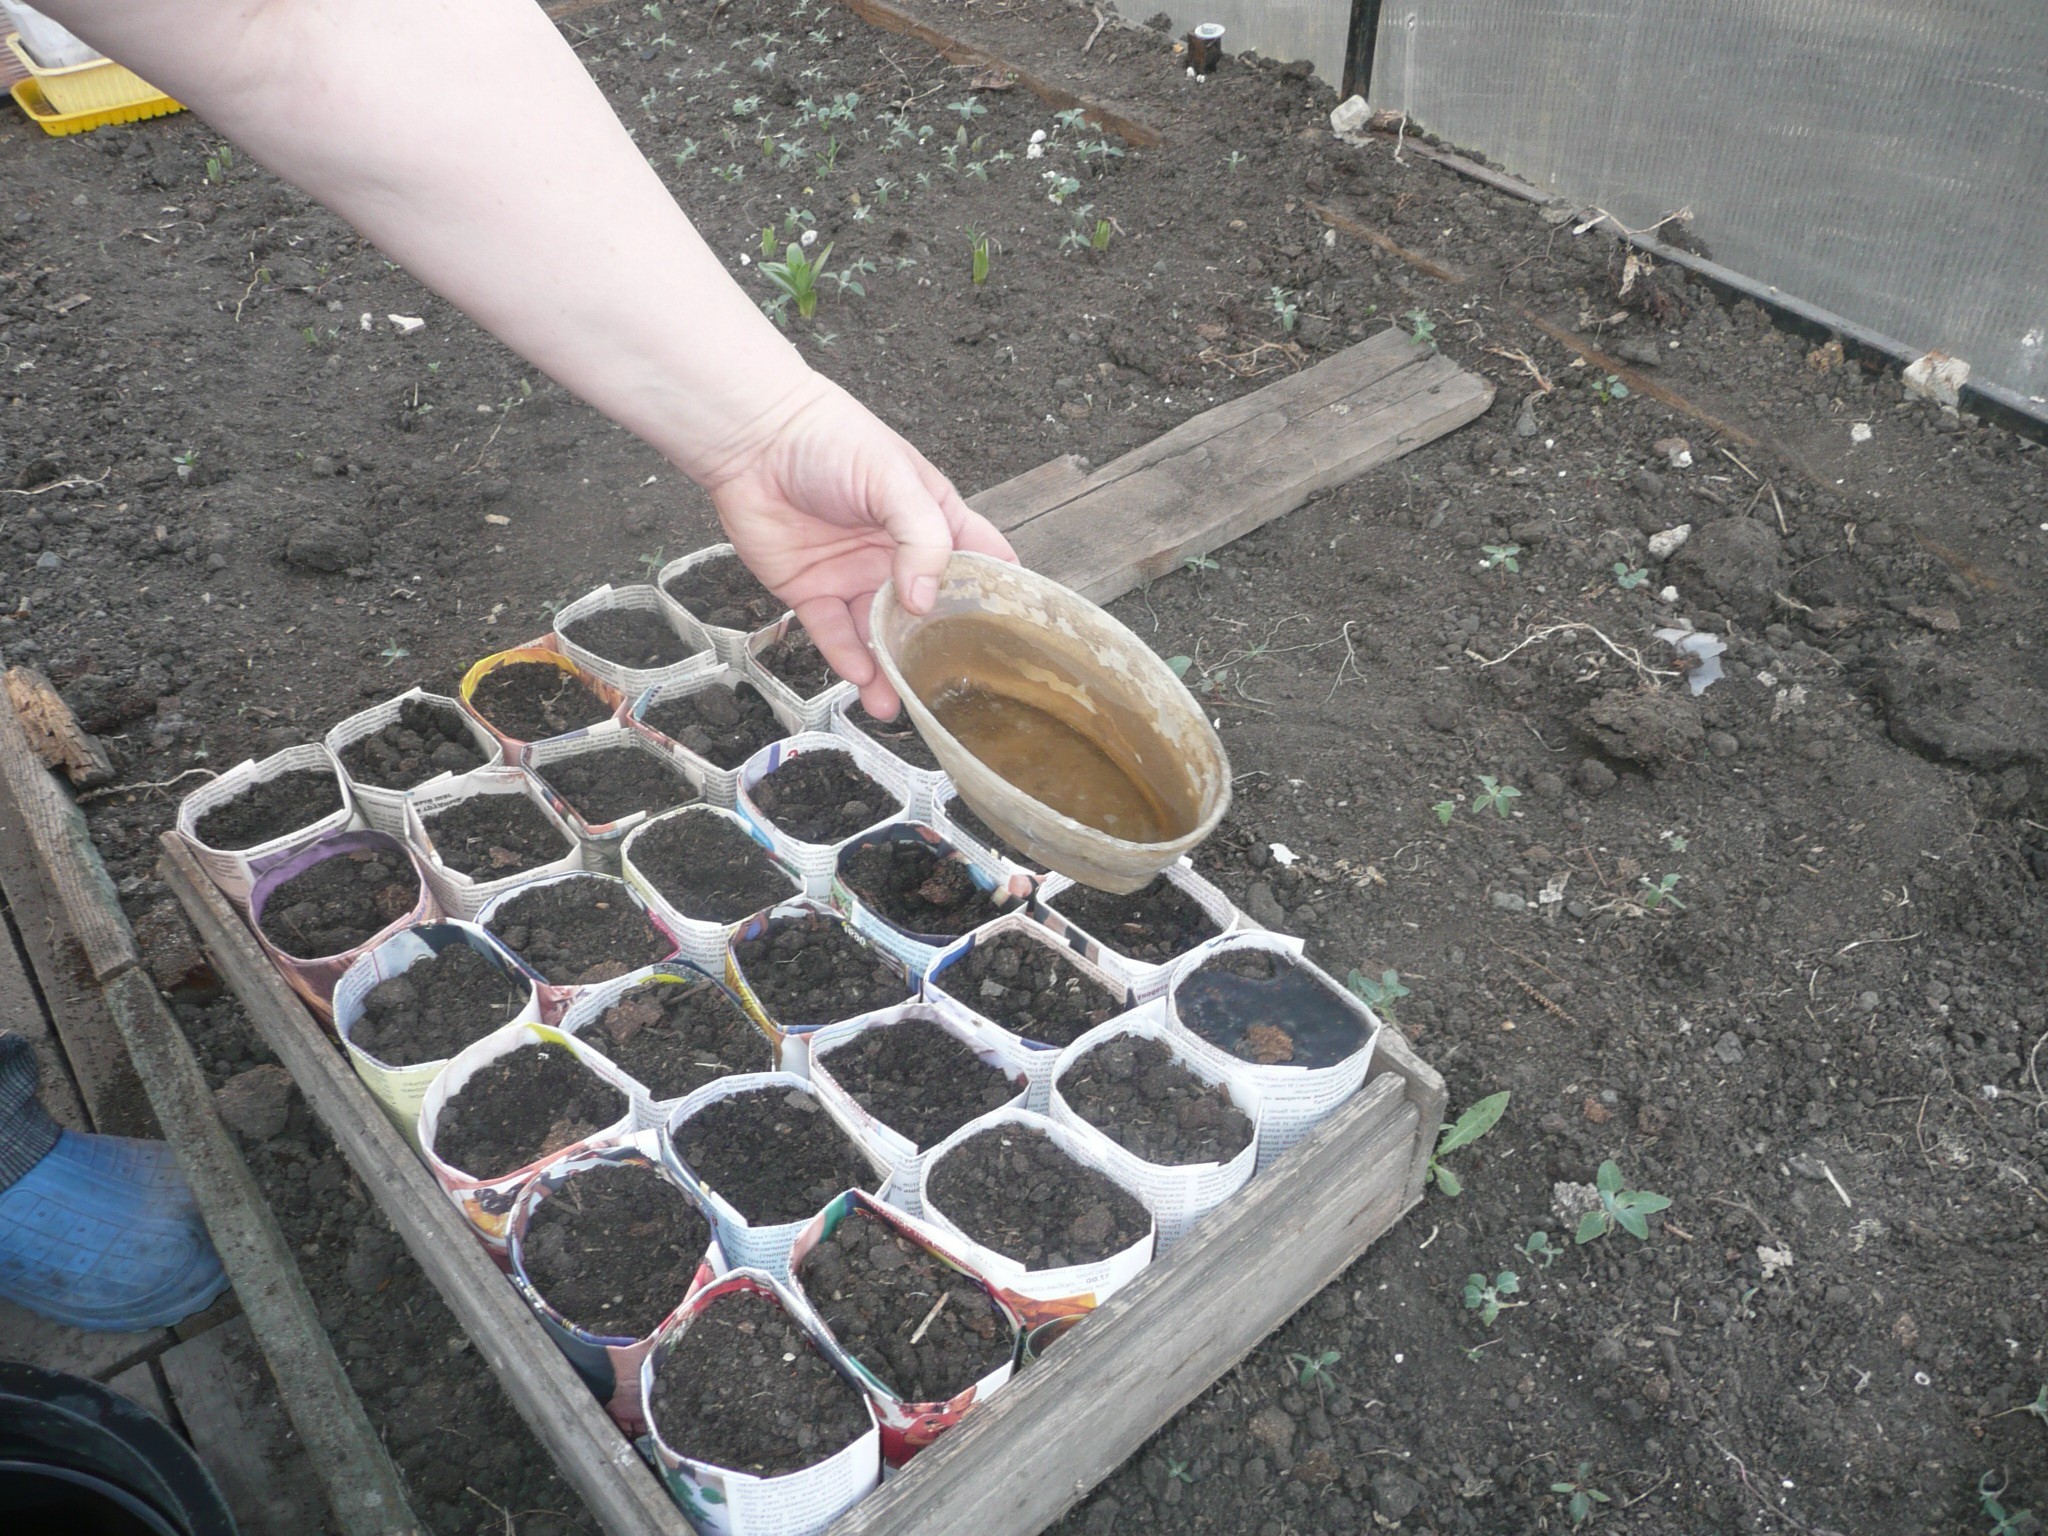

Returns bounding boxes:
[730,913,910,1030]
[590,975,771,1099]
[339,699,486,790]
[942,931,1125,1047]
[662,556,783,633]
[535,742,698,826]
[627,812,795,923]
[485,877,673,985]
[349,943,529,1065]
[1059,1035,1253,1164]
[671,1087,877,1225]
[755,628,834,696]
[749,749,895,843]
[819,1015,1019,1149]
[192,768,343,851]
[837,837,1002,937]
[641,681,783,769]
[558,607,696,670]
[434,1042,627,1177]
[1045,876,1222,964]
[927,1124,1150,1268]
[421,791,572,877]
[468,662,614,742]
[257,847,418,956]
[519,1162,710,1339]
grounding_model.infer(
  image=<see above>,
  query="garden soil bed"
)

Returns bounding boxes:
[1176,948,1370,1069]
[484,878,672,985]
[519,1162,711,1340]
[669,1087,878,1226]
[798,1212,1016,1404]
[944,796,1047,874]
[1045,875,1223,963]
[753,628,833,697]
[749,748,895,843]
[23,0,2047,1524]
[590,976,772,1099]
[944,930,1126,1047]
[821,1015,1020,1149]
[467,662,614,742]
[837,837,1001,936]
[1059,1036,1253,1165]
[648,1290,870,1477]
[533,742,698,826]
[926,1124,1151,1270]
[419,791,572,877]
[640,680,783,769]
[730,912,912,1030]
[256,846,418,956]
[628,811,794,922]
[661,555,782,633]
[339,698,486,789]
[433,1042,627,1179]
[557,607,695,671]
[350,943,529,1065]
[192,768,343,851]
[842,699,941,771]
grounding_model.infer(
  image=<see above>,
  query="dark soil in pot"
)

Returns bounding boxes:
[731,914,910,1030]
[558,607,695,670]
[340,698,486,790]
[434,1042,627,1178]
[1060,1036,1253,1165]
[590,975,771,1100]
[749,749,895,843]
[662,556,783,633]
[942,797,1046,875]
[648,1290,869,1476]
[422,791,573,878]
[671,1086,878,1225]
[629,812,795,923]
[257,847,418,956]
[943,931,1125,1048]
[1046,876,1223,964]
[819,1016,1018,1150]
[535,743,698,827]
[927,1124,1150,1269]
[520,1162,710,1339]
[1176,949,1369,1070]
[350,943,528,1065]
[755,628,834,697]
[842,700,940,771]
[641,681,783,769]
[486,879,673,986]
[837,838,1001,937]
[192,768,343,851]
[799,1213,1015,1403]
[468,662,614,742]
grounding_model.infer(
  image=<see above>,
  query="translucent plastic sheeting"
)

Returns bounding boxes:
[1372,0,2048,403]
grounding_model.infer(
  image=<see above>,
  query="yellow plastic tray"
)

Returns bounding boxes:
[9,74,180,136]
[5,31,172,114]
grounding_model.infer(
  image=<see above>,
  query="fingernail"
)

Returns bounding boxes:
[909,575,939,612]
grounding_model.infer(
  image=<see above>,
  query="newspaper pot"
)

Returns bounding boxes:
[404,766,586,921]
[914,1106,1155,1327]
[174,743,356,910]
[1031,859,1245,1003]
[557,962,773,1128]
[324,687,502,837]
[786,1191,1024,1466]
[619,805,803,972]
[660,1072,892,1276]
[1164,932,1383,1173]
[922,911,1138,1108]
[457,643,626,766]
[806,1002,1032,1218]
[637,1269,880,1536]
[551,582,717,697]
[507,1135,721,1434]
[417,1020,637,1250]
[655,543,790,667]
[828,823,1034,977]
[741,614,845,732]
[734,732,914,898]
[822,686,948,820]
[246,831,438,1023]
[476,870,684,1025]
[332,921,540,1142]
[1047,1004,1261,1247]
[624,663,807,810]
[724,898,913,1073]
[525,723,709,875]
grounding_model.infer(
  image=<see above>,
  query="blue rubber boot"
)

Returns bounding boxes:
[0,1033,229,1331]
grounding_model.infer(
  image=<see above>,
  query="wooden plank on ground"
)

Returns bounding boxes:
[106,1358,176,1424]
[0,1296,167,1382]
[968,327,1494,603]
[6,665,115,787]
[161,1316,335,1536]
[827,1071,1422,1536]
[159,833,692,1536]
[0,891,91,1132]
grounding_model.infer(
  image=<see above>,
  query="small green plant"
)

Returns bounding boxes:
[1613,561,1649,589]
[1346,968,1410,1022]
[969,230,994,287]
[1044,172,1082,204]
[377,642,410,667]
[1224,149,1249,172]
[1473,775,1522,818]
[1166,1457,1194,1485]
[1591,373,1630,403]
[1165,655,1193,678]
[1053,107,1089,133]
[947,97,988,121]
[1089,217,1113,252]
[1551,1463,1611,1528]
[1432,799,1458,825]
[1480,543,1522,573]
[1286,1349,1340,1394]
[711,163,745,184]
[1981,1472,2038,1536]
[731,94,762,116]
[672,140,699,165]
[1574,1160,1672,1244]
[1522,1230,1562,1268]
[1405,307,1437,348]
[636,546,666,580]
[1076,137,1124,163]
[758,240,832,320]
[1462,1269,1522,1326]
[760,225,778,258]
[1267,286,1300,334]
[1427,1092,1509,1196]
[1660,830,1689,854]
[1184,554,1219,574]
[1639,872,1685,911]
[171,448,198,469]
[204,145,234,184]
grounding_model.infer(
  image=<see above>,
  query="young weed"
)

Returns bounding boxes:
[1479,543,1521,573]
[1574,1160,1672,1243]
[1462,1269,1523,1326]
[1428,1092,1509,1196]
[1405,307,1437,348]
[1980,1472,2037,1536]
[1224,149,1249,172]
[1613,561,1649,589]
[1473,774,1522,818]
[1286,1349,1340,1395]
[377,642,410,667]
[1522,1230,1562,1268]
[1346,967,1410,1022]
[1432,798,1458,825]
[758,241,833,320]
[204,145,234,185]
[1551,1463,1611,1528]
[1591,373,1631,403]
[1166,1457,1195,1484]
[969,229,996,287]
[1267,286,1300,334]
[1639,872,1685,910]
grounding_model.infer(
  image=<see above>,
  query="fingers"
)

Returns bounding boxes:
[954,505,1019,564]
[871,452,958,616]
[794,594,878,700]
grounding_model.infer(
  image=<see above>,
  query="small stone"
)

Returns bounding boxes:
[1247,1405,1295,1456]
[285,521,370,574]
[1574,758,1617,796]
[1907,604,1960,634]
[1707,730,1739,758]
[1530,771,1565,799]
[1630,468,1665,501]
[1647,523,1691,560]
[34,551,60,571]
[1421,699,1462,733]
[1713,1031,1746,1065]
[214,1064,295,1141]
[1489,890,1526,912]
[1244,881,1289,930]
[1514,409,1539,438]
[1373,1471,1424,1522]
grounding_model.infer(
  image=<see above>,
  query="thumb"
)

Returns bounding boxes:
[872,450,956,615]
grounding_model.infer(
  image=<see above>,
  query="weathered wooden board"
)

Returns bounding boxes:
[969,327,1494,603]
[5,664,114,788]
[161,1316,335,1536]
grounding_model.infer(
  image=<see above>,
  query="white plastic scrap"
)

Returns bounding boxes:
[1656,626,1726,695]
[1647,523,1691,560]
[1657,585,1680,604]
[1329,94,1372,140]
[1757,1244,1795,1281]
[1902,349,1969,409]
[1268,843,1300,868]
[388,314,425,334]
[1849,422,1873,443]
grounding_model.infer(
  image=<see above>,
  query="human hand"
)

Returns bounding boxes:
[698,372,1015,718]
